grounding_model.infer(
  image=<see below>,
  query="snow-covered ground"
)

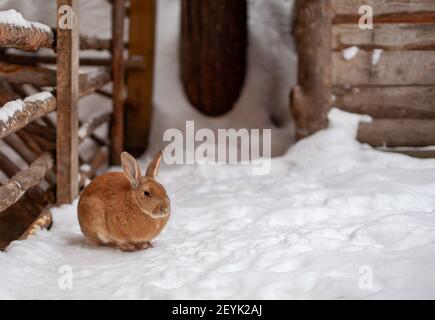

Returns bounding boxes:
[2,0,435,299]
[2,109,435,299]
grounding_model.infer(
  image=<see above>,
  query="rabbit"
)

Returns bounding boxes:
[78,151,170,252]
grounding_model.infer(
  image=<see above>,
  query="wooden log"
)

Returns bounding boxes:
[0,149,47,210]
[3,133,56,186]
[79,112,111,143]
[290,0,333,140]
[0,18,54,51]
[358,119,435,147]
[333,0,435,24]
[334,85,435,119]
[0,153,53,213]
[1,51,143,70]
[24,122,56,142]
[18,209,52,240]
[180,0,247,116]
[0,92,56,140]
[111,0,126,165]
[16,130,44,156]
[333,24,435,51]
[125,0,156,156]
[79,68,111,98]
[333,51,435,86]
[80,35,111,51]
[0,63,56,87]
[56,0,80,204]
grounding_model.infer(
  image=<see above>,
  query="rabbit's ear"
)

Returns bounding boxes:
[146,150,163,178]
[121,152,141,189]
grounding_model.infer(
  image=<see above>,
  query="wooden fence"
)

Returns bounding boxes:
[0,0,156,249]
[291,0,435,156]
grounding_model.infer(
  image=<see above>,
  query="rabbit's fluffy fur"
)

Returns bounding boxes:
[78,151,170,252]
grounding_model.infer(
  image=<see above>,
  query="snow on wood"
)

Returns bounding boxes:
[0,9,54,51]
[0,153,53,213]
[0,92,56,139]
[371,49,383,66]
[342,46,359,61]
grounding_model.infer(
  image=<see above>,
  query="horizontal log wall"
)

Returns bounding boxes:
[358,119,435,147]
[333,51,435,85]
[333,24,435,50]
[333,0,435,23]
[334,86,435,119]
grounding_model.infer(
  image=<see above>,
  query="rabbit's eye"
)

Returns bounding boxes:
[144,191,151,197]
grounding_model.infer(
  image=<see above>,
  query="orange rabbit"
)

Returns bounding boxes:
[78,151,170,252]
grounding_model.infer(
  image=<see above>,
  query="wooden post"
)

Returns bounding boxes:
[180,0,247,116]
[56,0,80,204]
[125,0,156,157]
[291,0,333,140]
[110,0,126,165]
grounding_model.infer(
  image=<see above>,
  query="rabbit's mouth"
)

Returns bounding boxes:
[148,206,170,219]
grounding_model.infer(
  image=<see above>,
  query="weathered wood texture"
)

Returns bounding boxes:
[80,35,111,51]
[0,153,53,213]
[0,23,54,51]
[110,0,126,165]
[18,209,52,241]
[291,0,333,140]
[79,147,109,188]
[333,24,435,50]
[125,0,156,156]
[0,63,56,87]
[333,0,435,23]
[333,51,435,85]
[79,68,111,97]
[358,119,435,147]
[334,86,435,119]
[0,93,56,139]
[180,0,247,116]
[56,0,80,204]
[79,112,111,143]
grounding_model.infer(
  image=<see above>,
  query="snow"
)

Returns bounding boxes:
[372,49,383,66]
[2,109,435,299]
[0,92,53,122]
[0,9,51,33]
[1,0,435,300]
[342,46,359,61]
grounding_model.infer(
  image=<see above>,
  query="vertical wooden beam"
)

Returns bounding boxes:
[290,0,333,140]
[56,0,80,204]
[110,0,126,165]
[125,0,156,157]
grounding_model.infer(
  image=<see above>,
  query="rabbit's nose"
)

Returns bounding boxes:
[160,206,169,215]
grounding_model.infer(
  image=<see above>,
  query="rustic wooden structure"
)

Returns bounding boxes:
[291,0,435,153]
[180,0,247,116]
[0,1,156,249]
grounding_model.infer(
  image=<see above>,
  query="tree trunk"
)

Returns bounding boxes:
[181,0,247,116]
[291,0,333,140]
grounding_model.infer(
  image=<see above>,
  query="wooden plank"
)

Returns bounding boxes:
[0,153,53,213]
[79,147,109,188]
[291,0,333,139]
[125,0,156,157]
[78,112,111,143]
[333,50,435,85]
[79,35,111,51]
[0,92,56,140]
[56,0,80,204]
[79,68,111,98]
[18,209,52,240]
[333,0,435,23]
[333,24,435,50]
[111,0,126,165]
[0,63,56,87]
[358,119,435,147]
[334,85,435,118]
[379,148,435,159]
